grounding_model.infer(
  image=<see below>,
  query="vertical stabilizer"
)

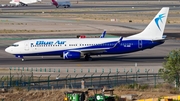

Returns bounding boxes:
[128,7,169,40]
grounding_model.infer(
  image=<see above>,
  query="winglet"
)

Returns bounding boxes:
[100,30,106,38]
[112,37,123,48]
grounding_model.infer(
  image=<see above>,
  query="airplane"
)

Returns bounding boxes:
[9,0,42,7]
[51,0,71,8]
[5,7,169,61]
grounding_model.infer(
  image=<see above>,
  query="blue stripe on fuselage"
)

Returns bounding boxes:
[13,40,164,56]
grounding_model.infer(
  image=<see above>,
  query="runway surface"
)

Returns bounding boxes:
[0,14,180,31]
[1,3,180,12]
[0,2,180,74]
[0,39,180,73]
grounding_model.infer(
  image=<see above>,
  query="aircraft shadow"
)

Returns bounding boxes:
[25,55,165,63]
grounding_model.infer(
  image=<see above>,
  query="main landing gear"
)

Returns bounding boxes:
[84,54,92,61]
[21,58,25,61]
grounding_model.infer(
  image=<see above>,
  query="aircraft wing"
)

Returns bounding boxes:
[69,37,123,54]
[19,0,39,5]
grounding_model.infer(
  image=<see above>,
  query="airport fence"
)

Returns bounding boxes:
[0,67,164,91]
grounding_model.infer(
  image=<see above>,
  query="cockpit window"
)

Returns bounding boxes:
[11,44,19,47]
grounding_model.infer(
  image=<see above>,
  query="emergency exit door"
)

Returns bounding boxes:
[24,42,29,51]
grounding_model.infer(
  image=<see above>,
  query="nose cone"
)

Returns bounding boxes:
[5,47,11,53]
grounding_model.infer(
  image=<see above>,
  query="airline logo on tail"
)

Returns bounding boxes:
[52,0,58,6]
[155,13,165,31]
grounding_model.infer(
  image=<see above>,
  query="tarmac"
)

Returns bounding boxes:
[0,39,180,74]
[0,0,179,75]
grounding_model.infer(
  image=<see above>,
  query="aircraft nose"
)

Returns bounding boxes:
[5,47,11,53]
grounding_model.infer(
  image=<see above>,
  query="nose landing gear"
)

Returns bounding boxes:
[15,55,25,61]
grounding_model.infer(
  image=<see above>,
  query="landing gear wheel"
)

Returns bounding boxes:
[21,58,25,61]
[85,55,92,61]
[88,57,92,61]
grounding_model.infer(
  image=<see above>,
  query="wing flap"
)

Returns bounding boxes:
[70,47,111,54]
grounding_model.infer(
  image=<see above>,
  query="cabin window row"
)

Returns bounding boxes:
[30,43,134,47]
[31,43,116,47]
[31,45,62,47]
[71,44,115,46]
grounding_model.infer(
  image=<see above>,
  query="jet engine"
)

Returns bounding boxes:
[63,51,81,59]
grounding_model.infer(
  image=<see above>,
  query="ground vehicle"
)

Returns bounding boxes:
[64,88,116,101]
[52,0,71,8]
[64,90,88,101]
[87,88,116,101]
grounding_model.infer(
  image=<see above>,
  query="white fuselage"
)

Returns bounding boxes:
[5,38,119,54]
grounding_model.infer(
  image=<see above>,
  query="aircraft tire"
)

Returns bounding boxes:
[88,57,92,61]
[21,58,25,61]
[85,55,92,61]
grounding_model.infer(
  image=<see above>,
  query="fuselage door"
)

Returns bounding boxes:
[24,42,29,51]
[138,40,142,49]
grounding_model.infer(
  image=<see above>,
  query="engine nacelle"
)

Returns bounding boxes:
[63,51,81,59]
